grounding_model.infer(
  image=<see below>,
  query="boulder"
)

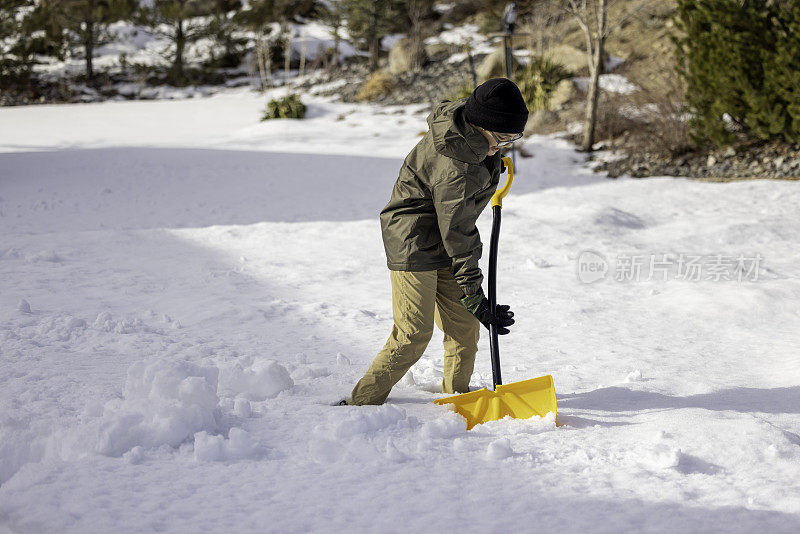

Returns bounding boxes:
[476,46,521,82]
[388,37,429,75]
[546,44,587,73]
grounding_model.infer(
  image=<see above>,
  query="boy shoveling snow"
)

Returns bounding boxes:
[341,78,529,406]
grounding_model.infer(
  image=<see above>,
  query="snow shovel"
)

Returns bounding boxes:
[434,156,557,430]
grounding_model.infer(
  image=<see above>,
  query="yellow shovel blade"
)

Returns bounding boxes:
[433,375,557,430]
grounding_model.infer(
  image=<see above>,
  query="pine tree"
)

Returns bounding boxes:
[206,0,247,69]
[53,0,135,83]
[406,0,433,72]
[341,0,404,72]
[760,0,800,142]
[138,0,211,85]
[1,0,66,86]
[315,0,346,68]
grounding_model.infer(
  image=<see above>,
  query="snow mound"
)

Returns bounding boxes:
[17,299,31,313]
[95,359,220,457]
[486,438,515,460]
[332,404,410,440]
[308,405,416,465]
[290,365,330,381]
[217,358,293,401]
[193,428,264,462]
[93,311,162,334]
[637,443,683,470]
[474,411,558,434]
[420,412,467,439]
[0,416,47,485]
[625,370,645,383]
[35,315,88,341]
[233,398,252,418]
[308,436,345,464]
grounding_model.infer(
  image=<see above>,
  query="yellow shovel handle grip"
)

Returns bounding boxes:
[491,157,514,208]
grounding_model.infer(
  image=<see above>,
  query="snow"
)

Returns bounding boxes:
[93,358,221,457]
[1,86,799,533]
[217,358,294,401]
[574,73,638,95]
[32,17,360,98]
[425,23,494,55]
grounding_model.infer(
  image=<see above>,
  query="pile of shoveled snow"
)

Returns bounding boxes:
[45,357,292,465]
[92,359,222,457]
[217,358,294,402]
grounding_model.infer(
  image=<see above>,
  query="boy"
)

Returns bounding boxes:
[343,78,528,406]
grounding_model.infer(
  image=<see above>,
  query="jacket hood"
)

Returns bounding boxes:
[427,98,491,164]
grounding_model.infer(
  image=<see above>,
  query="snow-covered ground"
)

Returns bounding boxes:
[1,88,799,533]
[34,18,362,80]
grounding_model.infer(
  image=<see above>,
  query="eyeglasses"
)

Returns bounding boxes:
[489,130,523,147]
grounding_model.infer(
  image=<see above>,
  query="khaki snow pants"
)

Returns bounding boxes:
[348,268,480,405]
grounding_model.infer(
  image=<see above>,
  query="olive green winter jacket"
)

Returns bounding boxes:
[379,98,504,297]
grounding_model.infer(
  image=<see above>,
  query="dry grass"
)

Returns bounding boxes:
[356,70,395,102]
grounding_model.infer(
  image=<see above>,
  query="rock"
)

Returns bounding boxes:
[724,146,736,157]
[309,55,477,105]
[476,46,520,82]
[388,37,429,76]
[546,44,587,73]
[706,155,717,167]
[424,42,451,58]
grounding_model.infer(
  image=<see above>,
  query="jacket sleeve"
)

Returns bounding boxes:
[430,168,484,296]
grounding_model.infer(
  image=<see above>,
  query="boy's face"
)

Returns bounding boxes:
[472,124,520,156]
[473,124,501,155]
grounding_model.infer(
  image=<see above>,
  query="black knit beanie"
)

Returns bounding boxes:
[464,78,529,134]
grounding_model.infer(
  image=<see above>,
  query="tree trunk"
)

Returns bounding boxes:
[299,26,306,78]
[174,19,186,82]
[84,19,95,81]
[581,0,607,152]
[256,28,268,90]
[408,0,425,72]
[333,24,340,67]
[368,7,379,73]
[368,35,380,72]
[581,58,601,151]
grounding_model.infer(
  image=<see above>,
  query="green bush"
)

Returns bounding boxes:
[514,56,572,112]
[674,0,800,145]
[261,94,306,121]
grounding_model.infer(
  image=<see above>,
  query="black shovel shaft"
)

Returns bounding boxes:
[488,205,502,390]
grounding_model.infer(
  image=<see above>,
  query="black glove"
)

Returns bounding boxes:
[460,289,515,334]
